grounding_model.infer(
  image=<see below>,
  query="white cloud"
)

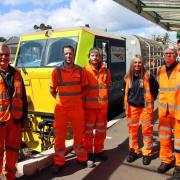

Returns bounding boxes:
[1,0,62,5]
[0,0,176,41]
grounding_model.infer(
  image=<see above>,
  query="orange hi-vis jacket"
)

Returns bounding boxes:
[0,70,23,122]
[124,73,154,115]
[83,63,111,109]
[175,64,180,120]
[158,64,179,117]
[51,64,87,109]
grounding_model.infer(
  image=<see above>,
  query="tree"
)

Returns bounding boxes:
[0,37,6,42]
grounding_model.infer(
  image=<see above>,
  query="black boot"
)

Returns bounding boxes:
[142,155,151,165]
[94,152,108,161]
[88,153,94,161]
[126,148,138,163]
[157,162,173,174]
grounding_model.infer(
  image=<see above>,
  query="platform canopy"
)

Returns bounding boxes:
[113,0,180,32]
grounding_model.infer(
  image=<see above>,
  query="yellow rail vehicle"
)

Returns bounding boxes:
[14,27,126,152]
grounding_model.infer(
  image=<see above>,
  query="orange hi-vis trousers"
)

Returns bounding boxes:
[0,119,22,180]
[127,105,154,156]
[159,115,180,166]
[84,108,107,153]
[53,107,87,166]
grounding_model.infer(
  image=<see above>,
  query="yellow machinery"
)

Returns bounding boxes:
[14,27,126,152]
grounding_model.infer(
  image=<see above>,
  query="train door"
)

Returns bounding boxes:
[95,37,126,117]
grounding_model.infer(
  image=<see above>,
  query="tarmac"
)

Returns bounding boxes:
[16,101,175,179]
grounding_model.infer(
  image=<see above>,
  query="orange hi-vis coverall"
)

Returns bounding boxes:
[83,63,111,153]
[174,64,180,166]
[0,69,24,180]
[50,64,88,166]
[158,63,180,164]
[124,74,154,156]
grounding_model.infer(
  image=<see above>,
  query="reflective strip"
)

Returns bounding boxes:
[56,66,82,86]
[129,141,136,145]
[57,81,80,86]
[86,85,108,90]
[141,120,152,125]
[145,89,150,93]
[96,129,106,133]
[5,166,16,172]
[158,102,175,109]
[84,97,108,102]
[124,93,128,96]
[0,93,9,99]
[160,126,172,131]
[5,146,19,153]
[11,106,22,111]
[160,87,176,91]
[74,145,83,148]
[176,85,180,90]
[145,101,153,107]
[175,145,180,151]
[54,147,65,152]
[175,138,180,143]
[85,123,94,127]
[158,103,174,109]
[0,105,9,111]
[158,102,167,108]
[85,130,92,134]
[143,136,153,141]
[58,92,81,96]
[144,143,153,147]
[96,122,105,126]
[159,134,171,139]
[55,152,65,157]
[127,119,139,124]
[76,149,86,154]
[129,135,138,139]
[175,105,180,110]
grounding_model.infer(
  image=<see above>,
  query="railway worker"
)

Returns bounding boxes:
[50,45,94,173]
[0,43,28,180]
[157,45,180,174]
[167,62,180,180]
[177,39,180,63]
[83,48,111,161]
[124,54,155,165]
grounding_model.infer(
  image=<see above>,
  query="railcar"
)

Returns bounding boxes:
[14,27,126,152]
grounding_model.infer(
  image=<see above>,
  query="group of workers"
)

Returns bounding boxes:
[0,39,179,180]
[124,43,180,180]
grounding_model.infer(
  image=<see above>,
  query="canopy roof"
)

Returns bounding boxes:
[114,0,180,31]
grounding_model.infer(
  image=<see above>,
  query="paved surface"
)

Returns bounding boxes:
[16,103,175,180]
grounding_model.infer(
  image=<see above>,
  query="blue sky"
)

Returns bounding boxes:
[0,0,176,41]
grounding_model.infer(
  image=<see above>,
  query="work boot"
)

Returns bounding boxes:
[157,162,173,174]
[142,155,151,165]
[52,164,64,174]
[166,166,180,180]
[94,152,108,161]
[126,148,138,163]
[77,160,95,168]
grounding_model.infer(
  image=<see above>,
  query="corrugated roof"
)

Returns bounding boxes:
[113,0,180,31]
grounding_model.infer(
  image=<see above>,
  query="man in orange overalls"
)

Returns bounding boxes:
[50,45,93,173]
[157,45,180,174]
[83,48,111,161]
[0,43,28,180]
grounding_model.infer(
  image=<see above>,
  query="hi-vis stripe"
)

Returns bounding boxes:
[0,93,9,99]
[58,92,81,96]
[83,97,108,102]
[158,102,175,109]
[85,85,108,90]
[56,66,82,86]
[160,87,176,91]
